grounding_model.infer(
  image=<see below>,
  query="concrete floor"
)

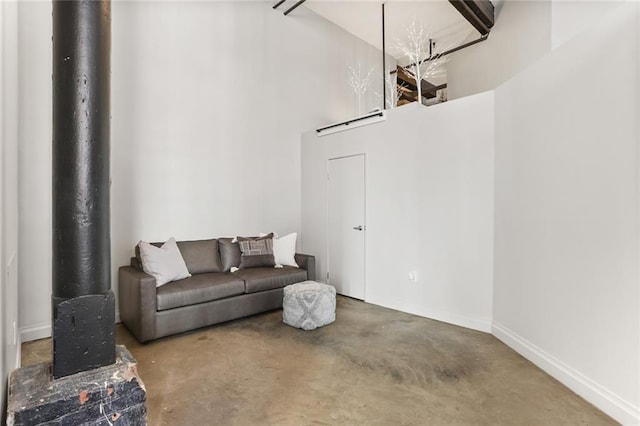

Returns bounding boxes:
[22,297,615,425]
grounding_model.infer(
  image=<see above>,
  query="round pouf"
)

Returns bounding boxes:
[283,281,336,330]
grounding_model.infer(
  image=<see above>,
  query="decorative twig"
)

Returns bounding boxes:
[348,64,376,115]
[375,66,407,109]
[395,21,451,105]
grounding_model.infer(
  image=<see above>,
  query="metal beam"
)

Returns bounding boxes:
[465,0,494,29]
[390,34,488,76]
[283,0,306,16]
[439,33,488,56]
[449,0,494,36]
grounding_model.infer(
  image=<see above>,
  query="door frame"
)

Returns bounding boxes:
[326,153,366,300]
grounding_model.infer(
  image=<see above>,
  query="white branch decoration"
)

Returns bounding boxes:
[375,67,406,109]
[348,64,376,115]
[395,21,450,106]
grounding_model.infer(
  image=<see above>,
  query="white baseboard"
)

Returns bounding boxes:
[492,321,640,425]
[20,310,121,343]
[366,296,492,333]
[20,322,51,342]
[425,309,492,333]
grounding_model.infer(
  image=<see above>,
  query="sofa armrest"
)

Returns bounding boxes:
[118,266,157,343]
[295,253,316,281]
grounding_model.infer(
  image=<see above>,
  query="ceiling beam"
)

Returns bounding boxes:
[283,0,306,16]
[449,0,494,36]
[390,34,488,76]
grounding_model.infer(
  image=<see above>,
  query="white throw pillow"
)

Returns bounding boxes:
[258,232,279,239]
[138,237,191,287]
[273,232,298,268]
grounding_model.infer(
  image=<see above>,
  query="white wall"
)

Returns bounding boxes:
[18,1,384,340]
[551,0,626,49]
[446,0,552,100]
[447,0,631,101]
[17,2,51,342]
[492,4,640,423]
[302,93,495,332]
[14,2,640,422]
[1,0,21,412]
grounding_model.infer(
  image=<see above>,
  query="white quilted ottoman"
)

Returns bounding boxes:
[283,281,336,330]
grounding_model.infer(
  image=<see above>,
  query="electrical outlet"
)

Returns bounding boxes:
[408,271,418,282]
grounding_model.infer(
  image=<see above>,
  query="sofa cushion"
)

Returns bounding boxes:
[273,233,299,267]
[138,237,191,287]
[176,239,222,274]
[219,238,241,272]
[233,266,307,294]
[156,273,245,311]
[237,234,275,269]
[136,239,222,274]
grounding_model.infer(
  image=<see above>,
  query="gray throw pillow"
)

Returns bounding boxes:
[219,238,242,272]
[237,234,275,269]
[176,239,222,274]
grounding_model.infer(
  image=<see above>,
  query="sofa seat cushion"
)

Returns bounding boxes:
[156,273,245,311]
[234,266,307,294]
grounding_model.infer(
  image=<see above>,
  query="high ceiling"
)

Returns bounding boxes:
[304,0,481,63]
[295,0,495,105]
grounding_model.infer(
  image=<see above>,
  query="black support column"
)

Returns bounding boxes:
[52,0,115,379]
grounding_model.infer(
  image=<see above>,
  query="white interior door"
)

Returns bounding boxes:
[327,154,365,299]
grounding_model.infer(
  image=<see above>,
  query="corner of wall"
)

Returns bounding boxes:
[369,296,493,334]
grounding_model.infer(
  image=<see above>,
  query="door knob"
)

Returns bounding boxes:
[353,225,364,231]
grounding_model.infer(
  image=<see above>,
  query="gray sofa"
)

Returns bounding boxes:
[118,237,315,342]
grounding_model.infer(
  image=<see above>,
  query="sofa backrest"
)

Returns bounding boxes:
[135,239,222,274]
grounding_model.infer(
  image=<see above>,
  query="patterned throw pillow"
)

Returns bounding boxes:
[237,233,275,269]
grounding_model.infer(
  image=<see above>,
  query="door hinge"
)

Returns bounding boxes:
[326,272,330,283]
